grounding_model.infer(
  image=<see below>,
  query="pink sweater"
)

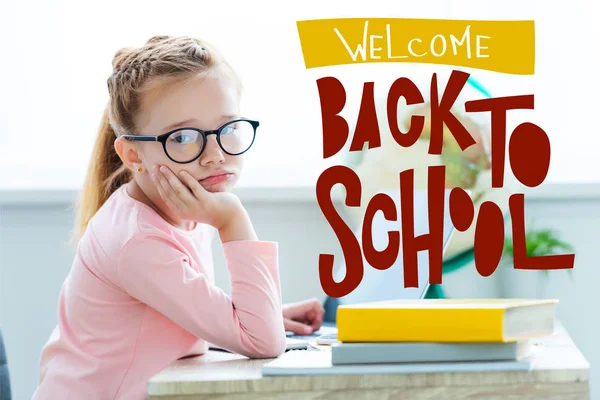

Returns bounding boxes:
[32,185,286,400]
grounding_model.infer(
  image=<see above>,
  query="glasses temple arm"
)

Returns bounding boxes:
[121,135,158,142]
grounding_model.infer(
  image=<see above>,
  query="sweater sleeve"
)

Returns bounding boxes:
[116,234,286,359]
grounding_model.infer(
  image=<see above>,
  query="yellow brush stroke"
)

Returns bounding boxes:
[296,18,534,75]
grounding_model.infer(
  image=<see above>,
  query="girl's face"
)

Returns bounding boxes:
[131,72,244,193]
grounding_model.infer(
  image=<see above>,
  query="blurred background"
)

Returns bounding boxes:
[1,0,599,399]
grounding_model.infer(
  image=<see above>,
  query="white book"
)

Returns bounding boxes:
[261,349,533,377]
[331,341,530,365]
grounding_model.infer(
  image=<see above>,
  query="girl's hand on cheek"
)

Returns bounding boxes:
[151,165,243,230]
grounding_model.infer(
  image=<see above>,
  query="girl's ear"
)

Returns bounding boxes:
[114,137,143,170]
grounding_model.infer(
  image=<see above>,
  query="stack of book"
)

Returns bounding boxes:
[330,298,558,365]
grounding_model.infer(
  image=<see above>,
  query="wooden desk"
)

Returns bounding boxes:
[148,325,590,399]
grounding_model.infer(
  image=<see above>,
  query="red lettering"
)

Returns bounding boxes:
[400,166,445,286]
[363,193,399,271]
[316,77,349,159]
[316,165,363,298]
[473,201,505,277]
[465,95,534,188]
[430,70,477,155]
[350,82,381,151]
[510,194,575,270]
[387,77,424,147]
[449,188,474,232]
[314,71,571,300]
[509,122,551,187]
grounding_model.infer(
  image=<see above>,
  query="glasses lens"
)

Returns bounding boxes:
[165,129,205,162]
[219,120,255,155]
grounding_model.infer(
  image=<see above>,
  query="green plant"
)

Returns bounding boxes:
[502,224,575,277]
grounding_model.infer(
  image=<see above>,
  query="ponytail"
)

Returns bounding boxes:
[69,107,131,247]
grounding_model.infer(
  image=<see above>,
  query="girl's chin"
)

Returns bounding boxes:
[200,179,236,193]
[204,185,229,193]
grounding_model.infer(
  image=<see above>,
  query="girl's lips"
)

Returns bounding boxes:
[199,173,233,184]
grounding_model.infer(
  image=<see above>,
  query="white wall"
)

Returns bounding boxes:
[1,0,599,189]
[0,191,597,399]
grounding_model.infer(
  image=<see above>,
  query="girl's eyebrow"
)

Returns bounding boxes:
[161,115,240,132]
[162,118,196,132]
[219,114,241,125]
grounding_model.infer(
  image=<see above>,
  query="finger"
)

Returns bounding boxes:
[310,317,323,331]
[314,310,323,324]
[284,318,313,335]
[152,168,185,214]
[178,170,209,200]
[159,166,196,206]
[314,299,326,315]
[154,168,187,212]
[303,300,324,317]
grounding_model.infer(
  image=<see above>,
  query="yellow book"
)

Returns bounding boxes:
[336,298,558,343]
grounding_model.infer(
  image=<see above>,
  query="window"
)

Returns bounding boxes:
[0,0,597,189]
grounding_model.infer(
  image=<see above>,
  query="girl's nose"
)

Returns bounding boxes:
[199,135,225,166]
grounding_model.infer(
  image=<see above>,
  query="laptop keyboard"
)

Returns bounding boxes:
[286,324,338,340]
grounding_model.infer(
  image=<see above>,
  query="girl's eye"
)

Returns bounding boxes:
[221,125,236,135]
[171,132,196,144]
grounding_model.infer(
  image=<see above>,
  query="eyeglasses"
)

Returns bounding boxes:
[121,118,259,164]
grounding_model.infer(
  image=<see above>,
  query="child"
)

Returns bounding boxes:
[33,35,325,400]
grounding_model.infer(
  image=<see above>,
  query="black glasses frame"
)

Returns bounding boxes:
[121,118,259,164]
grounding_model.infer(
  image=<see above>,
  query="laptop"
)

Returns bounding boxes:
[287,188,456,341]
